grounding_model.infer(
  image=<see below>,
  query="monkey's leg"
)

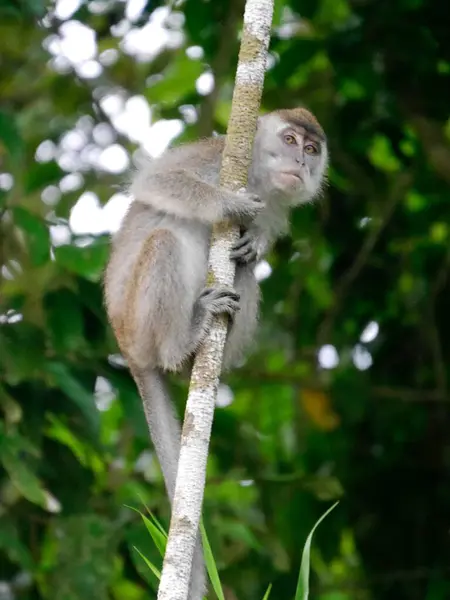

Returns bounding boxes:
[223,265,260,369]
[124,228,202,372]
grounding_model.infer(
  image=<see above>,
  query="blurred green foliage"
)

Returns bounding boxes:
[1,0,450,599]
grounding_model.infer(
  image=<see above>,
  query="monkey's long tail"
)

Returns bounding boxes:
[133,366,181,500]
[130,365,206,600]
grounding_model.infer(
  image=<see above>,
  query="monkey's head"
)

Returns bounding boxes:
[252,107,328,204]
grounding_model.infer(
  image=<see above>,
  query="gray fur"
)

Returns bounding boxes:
[103,110,328,599]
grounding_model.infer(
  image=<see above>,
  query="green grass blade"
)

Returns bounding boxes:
[140,498,168,537]
[294,502,339,600]
[261,583,272,599]
[133,546,161,579]
[150,512,168,538]
[200,520,225,600]
[126,505,167,557]
[140,512,167,557]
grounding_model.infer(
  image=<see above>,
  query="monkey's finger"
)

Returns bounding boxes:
[222,300,241,312]
[213,288,240,301]
[209,299,240,317]
[200,287,240,302]
[231,246,257,262]
[245,249,258,262]
[222,303,241,318]
[200,287,234,297]
[232,232,252,250]
[231,252,257,264]
[230,245,251,258]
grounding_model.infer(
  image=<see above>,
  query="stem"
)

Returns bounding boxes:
[157,1,275,599]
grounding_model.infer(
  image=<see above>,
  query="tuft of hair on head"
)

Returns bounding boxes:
[273,107,326,141]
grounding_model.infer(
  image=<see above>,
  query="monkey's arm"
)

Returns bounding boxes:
[131,168,262,224]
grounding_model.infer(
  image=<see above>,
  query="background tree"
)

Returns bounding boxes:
[1,0,450,599]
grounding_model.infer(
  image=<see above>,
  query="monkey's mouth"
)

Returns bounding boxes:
[279,172,303,185]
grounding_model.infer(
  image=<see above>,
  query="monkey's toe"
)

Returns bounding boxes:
[200,286,240,302]
[199,286,241,319]
[209,297,240,318]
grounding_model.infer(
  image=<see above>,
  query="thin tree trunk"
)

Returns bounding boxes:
[156,1,275,599]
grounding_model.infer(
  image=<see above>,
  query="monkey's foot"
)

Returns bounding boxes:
[199,286,240,319]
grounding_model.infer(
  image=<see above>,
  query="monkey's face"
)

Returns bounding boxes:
[254,111,328,204]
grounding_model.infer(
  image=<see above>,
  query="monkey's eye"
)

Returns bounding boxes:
[284,134,297,145]
[304,144,318,155]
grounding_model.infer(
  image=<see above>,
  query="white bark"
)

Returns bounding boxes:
[156,1,275,599]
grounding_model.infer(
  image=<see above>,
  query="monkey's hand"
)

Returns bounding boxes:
[231,229,266,264]
[223,188,264,224]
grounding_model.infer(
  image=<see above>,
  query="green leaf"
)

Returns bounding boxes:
[368,135,401,173]
[145,53,204,106]
[144,508,168,538]
[200,520,225,600]
[131,507,167,557]
[272,0,287,26]
[0,110,23,159]
[12,206,50,266]
[107,369,151,441]
[295,502,339,600]
[45,414,104,473]
[133,546,162,580]
[0,323,47,382]
[54,238,109,281]
[0,383,22,423]
[0,436,59,511]
[24,161,63,193]
[261,584,272,600]
[0,518,34,570]
[23,0,46,17]
[40,515,116,600]
[0,4,21,18]
[46,361,100,434]
[44,288,85,353]
[272,40,322,84]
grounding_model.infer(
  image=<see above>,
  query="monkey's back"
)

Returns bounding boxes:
[104,200,212,355]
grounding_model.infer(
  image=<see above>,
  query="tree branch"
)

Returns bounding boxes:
[157,2,275,599]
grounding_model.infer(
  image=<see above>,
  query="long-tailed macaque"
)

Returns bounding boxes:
[104,107,328,599]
